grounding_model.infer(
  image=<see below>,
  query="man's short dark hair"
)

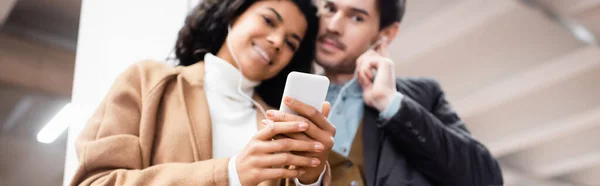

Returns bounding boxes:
[377,0,406,29]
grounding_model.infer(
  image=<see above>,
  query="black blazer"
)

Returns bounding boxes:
[362,77,503,186]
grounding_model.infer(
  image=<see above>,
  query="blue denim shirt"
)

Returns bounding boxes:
[327,78,404,157]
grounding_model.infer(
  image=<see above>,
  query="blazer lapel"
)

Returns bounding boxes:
[363,106,382,186]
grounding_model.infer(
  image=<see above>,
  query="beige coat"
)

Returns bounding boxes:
[70,61,331,186]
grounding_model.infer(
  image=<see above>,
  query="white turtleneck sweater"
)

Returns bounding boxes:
[203,53,323,186]
[204,53,260,160]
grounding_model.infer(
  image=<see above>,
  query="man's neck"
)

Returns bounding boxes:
[325,71,355,86]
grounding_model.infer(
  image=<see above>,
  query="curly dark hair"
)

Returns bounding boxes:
[175,0,318,108]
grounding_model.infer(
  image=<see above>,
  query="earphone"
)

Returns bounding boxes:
[226,24,268,119]
[368,35,388,51]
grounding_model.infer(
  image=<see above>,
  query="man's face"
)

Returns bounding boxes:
[315,0,381,74]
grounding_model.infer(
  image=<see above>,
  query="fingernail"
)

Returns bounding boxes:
[314,143,324,152]
[284,96,293,104]
[298,122,308,130]
[311,159,321,167]
[266,110,275,117]
[299,169,306,176]
[262,119,273,126]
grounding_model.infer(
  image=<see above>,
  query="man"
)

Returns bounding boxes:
[312,0,504,185]
[268,0,503,185]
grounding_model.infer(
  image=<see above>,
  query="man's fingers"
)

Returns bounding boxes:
[375,37,389,57]
[366,58,380,71]
[357,69,371,88]
[254,121,308,141]
[366,67,375,80]
[358,57,380,86]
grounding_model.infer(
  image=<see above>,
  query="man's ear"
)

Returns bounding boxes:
[379,22,399,45]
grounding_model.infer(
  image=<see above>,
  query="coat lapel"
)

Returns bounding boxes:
[363,106,382,186]
[178,62,214,161]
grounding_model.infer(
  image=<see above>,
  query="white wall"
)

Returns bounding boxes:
[63,0,193,185]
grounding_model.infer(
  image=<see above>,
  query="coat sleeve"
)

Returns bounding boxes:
[70,62,230,186]
[378,78,503,186]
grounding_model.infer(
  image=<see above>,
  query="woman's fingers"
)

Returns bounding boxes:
[268,101,335,135]
[254,121,308,141]
[254,153,320,168]
[321,102,331,118]
[266,104,335,150]
[260,168,307,180]
[238,166,306,185]
[239,121,323,185]
[274,132,313,142]
[251,138,324,154]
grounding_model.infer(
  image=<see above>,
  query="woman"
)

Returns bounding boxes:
[70,0,334,185]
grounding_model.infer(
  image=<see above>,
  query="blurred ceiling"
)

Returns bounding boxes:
[1,0,80,51]
[392,0,600,185]
[0,0,599,185]
[0,0,80,185]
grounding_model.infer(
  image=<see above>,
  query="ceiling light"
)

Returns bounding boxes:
[37,103,80,144]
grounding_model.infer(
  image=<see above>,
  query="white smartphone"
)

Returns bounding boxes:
[279,72,330,114]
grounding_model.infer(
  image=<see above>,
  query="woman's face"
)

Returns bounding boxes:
[217,0,308,81]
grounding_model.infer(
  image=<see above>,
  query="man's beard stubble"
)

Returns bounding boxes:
[315,31,357,74]
[315,57,356,75]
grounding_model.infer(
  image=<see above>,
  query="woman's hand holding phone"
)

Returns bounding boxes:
[265,97,335,184]
[235,115,326,186]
